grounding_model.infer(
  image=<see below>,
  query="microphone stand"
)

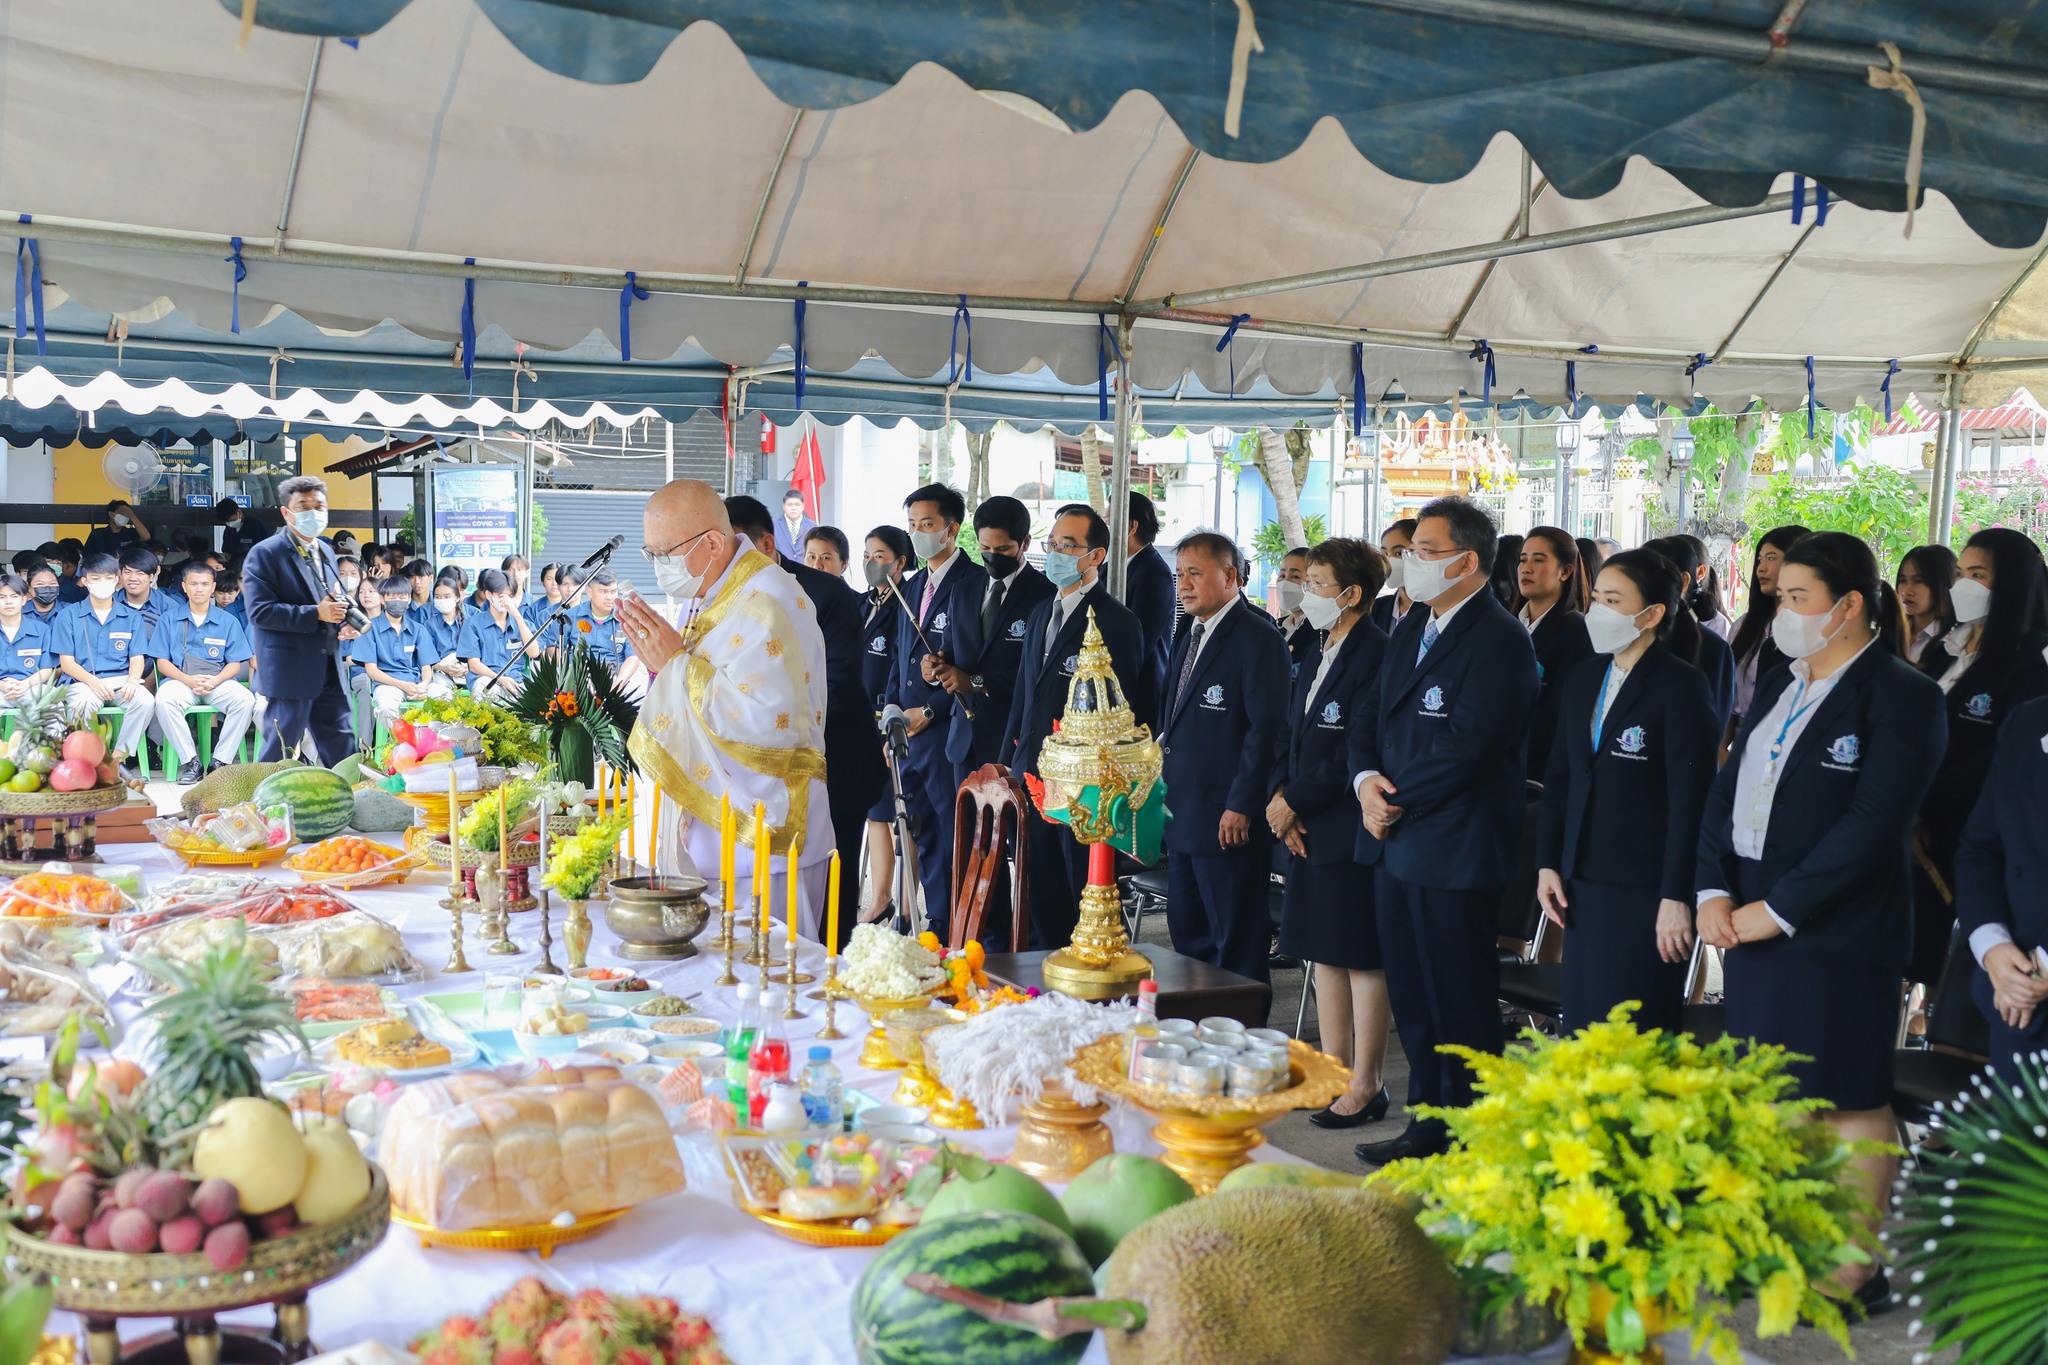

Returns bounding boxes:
[879,711,926,937]
[478,544,616,696]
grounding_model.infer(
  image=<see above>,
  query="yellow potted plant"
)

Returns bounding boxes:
[1374,1007,1873,1365]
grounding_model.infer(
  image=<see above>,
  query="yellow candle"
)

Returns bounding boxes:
[625,773,636,864]
[448,766,463,892]
[787,840,801,948]
[825,850,841,956]
[498,781,509,862]
[719,792,734,886]
[649,784,661,874]
[753,802,768,929]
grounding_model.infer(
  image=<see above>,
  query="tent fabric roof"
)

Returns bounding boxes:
[233,0,2048,249]
[3,0,2043,421]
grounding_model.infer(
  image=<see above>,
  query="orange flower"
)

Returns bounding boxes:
[577,618,592,633]
[552,691,579,719]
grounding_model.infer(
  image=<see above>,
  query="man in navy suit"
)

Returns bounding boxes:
[241,475,363,765]
[1123,492,1175,724]
[1156,532,1291,986]
[887,484,988,942]
[771,489,817,563]
[1349,496,1537,1163]
[929,495,1055,780]
[1004,504,1149,950]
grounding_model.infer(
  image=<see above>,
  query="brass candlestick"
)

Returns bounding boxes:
[482,855,520,956]
[780,981,805,1021]
[531,798,561,976]
[714,898,740,988]
[813,954,847,1040]
[445,894,473,974]
[744,899,773,970]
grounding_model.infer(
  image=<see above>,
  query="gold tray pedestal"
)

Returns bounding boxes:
[389,1205,628,1259]
[854,994,928,1071]
[1009,1078,1114,1182]
[0,785,134,863]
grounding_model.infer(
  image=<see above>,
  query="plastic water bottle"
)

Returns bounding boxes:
[747,993,792,1127]
[725,983,760,1111]
[800,1045,843,1128]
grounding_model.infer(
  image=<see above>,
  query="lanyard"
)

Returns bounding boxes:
[1591,660,1619,754]
[1764,675,1822,776]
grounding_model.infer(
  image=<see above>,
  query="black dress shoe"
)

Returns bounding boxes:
[1269,950,1303,970]
[1309,1087,1391,1129]
[1853,1267,1893,1318]
[1355,1126,1451,1166]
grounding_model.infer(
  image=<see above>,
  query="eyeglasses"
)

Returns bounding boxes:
[640,529,711,564]
[1408,544,1467,561]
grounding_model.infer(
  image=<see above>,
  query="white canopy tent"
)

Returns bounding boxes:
[5,0,2046,565]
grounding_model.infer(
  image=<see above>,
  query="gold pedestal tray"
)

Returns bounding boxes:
[1009,1078,1114,1182]
[883,1005,955,1107]
[389,1205,629,1258]
[1069,1035,1348,1193]
[395,788,486,846]
[736,1205,909,1249]
[158,840,295,869]
[854,993,932,1070]
[919,1022,983,1130]
[421,834,539,872]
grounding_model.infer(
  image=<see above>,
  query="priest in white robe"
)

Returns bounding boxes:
[618,480,836,939]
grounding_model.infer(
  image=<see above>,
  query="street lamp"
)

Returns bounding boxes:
[1555,417,1580,528]
[1670,417,1696,532]
[1210,426,1232,528]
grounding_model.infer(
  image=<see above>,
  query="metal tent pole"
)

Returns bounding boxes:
[1929,376,1960,545]
[1107,318,1136,598]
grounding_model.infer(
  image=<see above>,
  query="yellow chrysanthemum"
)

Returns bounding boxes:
[1755,1269,1806,1337]
[1699,1159,1758,1204]
[1543,1184,1628,1250]
[1545,1135,1604,1182]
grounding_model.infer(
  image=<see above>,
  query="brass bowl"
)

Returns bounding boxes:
[1069,1035,1349,1193]
[4,1166,390,1315]
[602,874,709,960]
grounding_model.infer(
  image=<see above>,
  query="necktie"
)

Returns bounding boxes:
[1417,615,1439,664]
[1175,621,1206,712]
[919,573,937,626]
[982,578,1004,641]
[1043,600,1065,663]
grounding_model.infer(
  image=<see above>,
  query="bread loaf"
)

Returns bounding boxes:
[379,1063,684,1229]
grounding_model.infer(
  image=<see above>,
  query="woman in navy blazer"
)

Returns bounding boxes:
[1536,549,1717,1033]
[1726,523,1809,737]
[1913,527,2048,991]
[1954,693,2048,1080]
[1895,543,1959,671]
[1515,527,1595,781]
[1268,539,1393,1128]
[1645,536,1737,731]
[1695,532,1945,1310]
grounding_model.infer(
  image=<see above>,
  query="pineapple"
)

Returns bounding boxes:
[10,682,72,776]
[136,930,306,1165]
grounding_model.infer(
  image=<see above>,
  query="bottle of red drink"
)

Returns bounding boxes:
[747,991,792,1127]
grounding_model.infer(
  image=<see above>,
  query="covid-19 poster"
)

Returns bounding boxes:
[430,467,520,575]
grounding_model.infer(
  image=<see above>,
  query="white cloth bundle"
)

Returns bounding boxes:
[926,991,1136,1123]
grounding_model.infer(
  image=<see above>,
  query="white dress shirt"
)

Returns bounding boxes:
[1935,622,1979,693]
[1698,639,1876,933]
[1590,656,1633,746]
[1181,593,1239,673]
[1304,633,1344,715]
[1906,619,1945,665]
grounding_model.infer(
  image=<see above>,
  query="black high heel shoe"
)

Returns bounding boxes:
[1308,1086,1391,1129]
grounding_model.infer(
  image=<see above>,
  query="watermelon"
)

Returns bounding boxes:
[853,1212,1094,1365]
[251,767,355,842]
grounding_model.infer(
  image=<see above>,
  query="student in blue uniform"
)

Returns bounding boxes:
[1913,526,2048,995]
[1695,531,1945,1315]
[886,483,987,942]
[352,575,453,725]
[0,575,53,705]
[149,560,256,783]
[1003,505,1150,950]
[1159,531,1291,986]
[524,562,568,649]
[82,500,150,560]
[459,568,540,699]
[25,566,64,626]
[1348,496,1538,1164]
[1269,538,1393,1128]
[1515,526,1595,782]
[1954,693,2048,1081]
[569,569,633,672]
[858,527,914,924]
[54,552,156,780]
[414,578,470,695]
[934,495,1055,779]
[212,571,247,624]
[1895,543,1959,669]
[116,545,178,633]
[53,541,86,603]
[1536,548,1718,1033]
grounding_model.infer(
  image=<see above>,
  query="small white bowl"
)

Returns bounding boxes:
[580,1040,649,1066]
[858,1104,929,1129]
[583,1026,657,1048]
[578,1003,629,1023]
[650,1039,725,1063]
[622,1064,670,1087]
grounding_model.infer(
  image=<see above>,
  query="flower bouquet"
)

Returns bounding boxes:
[412,1278,728,1365]
[395,696,546,770]
[505,642,636,788]
[542,812,632,902]
[1373,1006,1873,1365]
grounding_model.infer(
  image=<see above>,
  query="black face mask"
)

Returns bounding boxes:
[384,604,407,620]
[31,586,57,606]
[982,550,1022,581]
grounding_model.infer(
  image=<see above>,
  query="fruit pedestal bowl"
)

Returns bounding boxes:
[1068,1036,1349,1194]
[0,785,136,863]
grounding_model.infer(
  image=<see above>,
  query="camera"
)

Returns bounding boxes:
[328,585,371,633]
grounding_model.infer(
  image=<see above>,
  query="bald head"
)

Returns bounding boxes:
[645,479,736,597]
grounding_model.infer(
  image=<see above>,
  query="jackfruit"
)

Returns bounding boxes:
[1095,1187,1456,1365]
[351,786,415,833]
[180,760,299,816]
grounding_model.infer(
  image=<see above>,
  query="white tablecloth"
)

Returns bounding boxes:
[52,842,1305,1365]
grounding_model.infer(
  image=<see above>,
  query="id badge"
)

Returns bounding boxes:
[1741,771,1776,832]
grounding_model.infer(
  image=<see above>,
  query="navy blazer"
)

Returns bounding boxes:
[859,590,902,711]
[1282,618,1320,685]
[1159,601,1291,856]
[1272,623,1389,866]
[784,555,886,810]
[241,527,347,700]
[1921,631,2048,864]
[1695,644,1947,969]
[1955,693,2048,958]
[1526,605,1595,781]
[1124,544,1176,723]
[1693,628,1737,732]
[1369,593,1412,636]
[1537,644,1718,902]
[942,564,1057,768]
[1346,589,1539,889]
[887,553,989,721]
[1003,583,1148,783]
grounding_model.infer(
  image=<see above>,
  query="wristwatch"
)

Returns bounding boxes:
[970,674,986,693]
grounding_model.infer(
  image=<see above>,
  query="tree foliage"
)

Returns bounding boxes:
[1741,463,1924,573]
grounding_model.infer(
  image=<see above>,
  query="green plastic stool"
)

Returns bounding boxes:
[183,705,220,774]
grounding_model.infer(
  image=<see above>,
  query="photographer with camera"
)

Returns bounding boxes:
[241,475,363,764]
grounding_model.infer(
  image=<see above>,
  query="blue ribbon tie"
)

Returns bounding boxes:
[1791,175,1831,226]
[1215,313,1251,398]
[793,282,809,412]
[13,215,44,356]
[948,295,973,385]
[1685,352,1713,404]
[1096,313,1124,421]
[1565,361,1577,418]
[226,236,247,334]
[1351,340,1367,438]
[1468,339,1495,405]
[461,257,477,394]
[619,269,649,363]
[1805,355,1817,437]
[1881,359,1900,423]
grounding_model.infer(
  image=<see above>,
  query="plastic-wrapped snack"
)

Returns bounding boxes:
[129,913,283,979]
[0,948,113,1037]
[264,908,420,980]
[377,1061,686,1230]
[112,874,275,945]
[0,869,133,923]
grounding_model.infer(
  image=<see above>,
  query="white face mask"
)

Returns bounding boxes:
[291,508,328,538]
[1949,577,1991,625]
[1382,556,1406,595]
[111,513,130,529]
[909,527,953,559]
[652,535,713,599]
[1300,587,1348,631]
[1275,582,1304,614]
[1585,602,1649,655]
[1404,548,1471,606]
[85,580,116,601]
[1773,600,1845,660]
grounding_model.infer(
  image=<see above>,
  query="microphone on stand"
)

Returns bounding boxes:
[578,535,626,572]
[879,703,911,759]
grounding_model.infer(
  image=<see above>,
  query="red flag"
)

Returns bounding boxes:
[789,425,825,520]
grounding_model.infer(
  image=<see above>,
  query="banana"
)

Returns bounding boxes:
[0,1272,53,1365]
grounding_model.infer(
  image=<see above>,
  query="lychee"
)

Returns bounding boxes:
[158,1214,205,1256]
[107,1208,157,1255]
[191,1179,239,1227]
[132,1171,190,1223]
[202,1220,249,1272]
